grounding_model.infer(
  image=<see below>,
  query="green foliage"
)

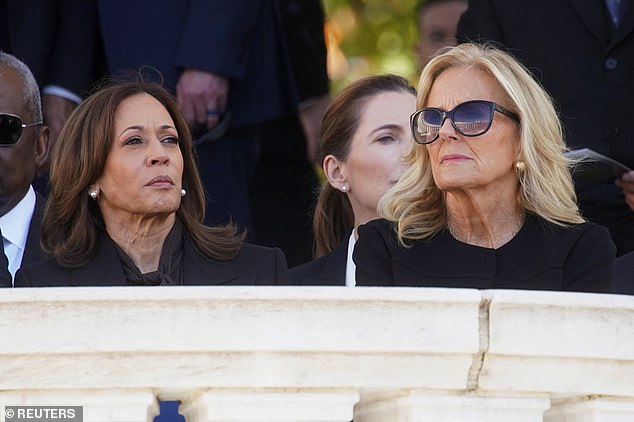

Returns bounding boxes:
[323,0,421,93]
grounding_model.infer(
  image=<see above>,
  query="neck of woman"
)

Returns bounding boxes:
[445,190,525,249]
[105,213,176,273]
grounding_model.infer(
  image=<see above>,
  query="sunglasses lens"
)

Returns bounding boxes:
[413,109,442,144]
[0,114,22,145]
[453,101,493,136]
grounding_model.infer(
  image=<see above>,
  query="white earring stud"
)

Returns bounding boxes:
[89,190,98,200]
[341,184,349,192]
[181,188,186,197]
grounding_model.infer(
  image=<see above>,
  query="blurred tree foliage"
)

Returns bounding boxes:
[323,0,421,93]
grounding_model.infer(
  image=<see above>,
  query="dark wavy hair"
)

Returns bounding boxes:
[312,74,416,257]
[43,80,244,267]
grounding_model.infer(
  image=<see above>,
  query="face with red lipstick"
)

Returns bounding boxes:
[424,65,520,193]
[90,93,184,220]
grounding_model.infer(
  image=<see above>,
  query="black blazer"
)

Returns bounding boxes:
[457,0,634,254]
[288,238,348,286]
[354,215,615,293]
[15,233,288,287]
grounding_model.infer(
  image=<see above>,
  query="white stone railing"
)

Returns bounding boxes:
[1,286,633,422]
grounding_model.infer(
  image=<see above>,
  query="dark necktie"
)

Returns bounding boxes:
[0,229,12,287]
[606,0,626,27]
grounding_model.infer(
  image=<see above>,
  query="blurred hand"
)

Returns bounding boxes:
[298,94,331,164]
[176,69,228,130]
[40,94,76,177]
[615,171,634,210]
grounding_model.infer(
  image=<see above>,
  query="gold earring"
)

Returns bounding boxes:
[516,160,526,178]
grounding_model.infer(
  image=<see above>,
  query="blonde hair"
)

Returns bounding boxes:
[378,43,583,245]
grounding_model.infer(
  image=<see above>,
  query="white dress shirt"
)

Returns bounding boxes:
[0,186,36,283]
[345,230,357,287]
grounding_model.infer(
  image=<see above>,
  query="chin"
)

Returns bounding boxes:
[148,197,180,214]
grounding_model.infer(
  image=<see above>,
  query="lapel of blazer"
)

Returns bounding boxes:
[569,0,612,48]
[69,233,127,286]
[22,193,45,266]
[182,237,242,285]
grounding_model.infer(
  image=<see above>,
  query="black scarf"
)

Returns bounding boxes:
[114,219,184,286]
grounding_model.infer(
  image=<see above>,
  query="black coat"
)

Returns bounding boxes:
[15,233,288,287]
[354,215,615,293]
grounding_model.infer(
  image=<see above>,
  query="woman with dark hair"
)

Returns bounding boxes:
[289,74,416,286]
[16,80,287,286]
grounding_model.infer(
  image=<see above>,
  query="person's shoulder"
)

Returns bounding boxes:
[532,215,610,236]
[15,258,70,287]
[234,242,288,283]
[528,215,614,248]
[236,242,285,261]
[288,240,347,286]
[288,254,332,284]
[358,218,394,238]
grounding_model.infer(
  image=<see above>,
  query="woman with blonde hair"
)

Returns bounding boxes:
[354,43,614,292]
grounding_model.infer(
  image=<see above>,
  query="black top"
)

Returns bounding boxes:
[354,214,615,293]
[15,231,288,287]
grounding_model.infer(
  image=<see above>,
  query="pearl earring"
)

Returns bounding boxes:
[89,190,98,200]
[341,184,349,192]
[181,188,186,197]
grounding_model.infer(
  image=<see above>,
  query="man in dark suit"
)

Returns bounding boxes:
[0,0,104,193]
[97,0,297,231]
[457,0,634,256]
[0,52,49,286]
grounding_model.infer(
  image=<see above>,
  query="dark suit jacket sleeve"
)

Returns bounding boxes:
[7,0,102,96]
[456,0,505,44]
[174,0,266,78]
[563,224,615,293]
[354,221,395,286]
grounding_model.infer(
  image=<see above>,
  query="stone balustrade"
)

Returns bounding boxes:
[1,286,633,422]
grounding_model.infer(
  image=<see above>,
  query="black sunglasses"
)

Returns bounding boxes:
[0,113,43,147]
[410,100,520,145]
